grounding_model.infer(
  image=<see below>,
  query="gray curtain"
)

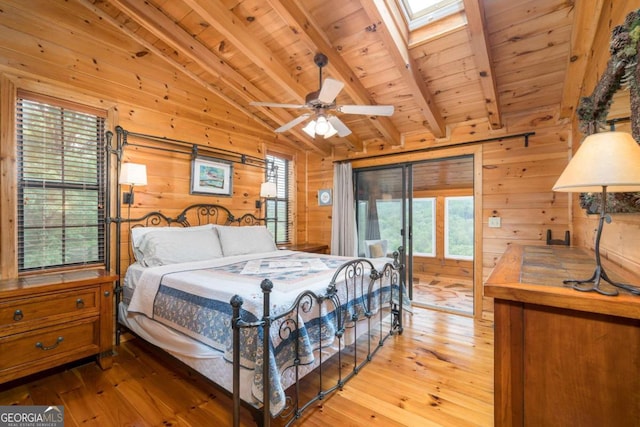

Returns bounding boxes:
[331,162,357,256]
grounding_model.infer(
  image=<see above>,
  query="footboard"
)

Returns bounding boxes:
[230,251,405,427]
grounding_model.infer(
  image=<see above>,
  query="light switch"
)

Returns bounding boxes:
[488,217,501,228]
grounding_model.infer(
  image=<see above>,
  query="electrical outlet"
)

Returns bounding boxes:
[488,217,501,228]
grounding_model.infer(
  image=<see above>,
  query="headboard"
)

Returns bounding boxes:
[124,203,264,229]
[116,203,265,273]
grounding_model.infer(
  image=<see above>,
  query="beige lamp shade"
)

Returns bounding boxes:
[260,181,277,198]
[553,131,640,193]
[119,163,148,186]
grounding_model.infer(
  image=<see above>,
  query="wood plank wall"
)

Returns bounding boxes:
[414,189,474,283]
[0,0,301,280]
[571,0,640,272]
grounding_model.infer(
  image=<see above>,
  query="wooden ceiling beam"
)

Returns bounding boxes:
[183,0,350,153]
[102,0,329,154]
[463,0,502,130]
[182,0,309,103]
[76,0,272,140]
[559,0,605,120]
[267,0,404,150]
[363,0,447,138]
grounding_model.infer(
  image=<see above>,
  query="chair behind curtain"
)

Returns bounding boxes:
[331,162,357,256]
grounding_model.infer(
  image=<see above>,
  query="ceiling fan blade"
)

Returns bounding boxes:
[318,78,345,104]
[327,116,352,137]
[275,113,311,133]
[250,101,307,109]
[338,104,395,116]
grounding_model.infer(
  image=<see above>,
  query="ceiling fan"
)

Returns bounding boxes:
[250,53,394,139]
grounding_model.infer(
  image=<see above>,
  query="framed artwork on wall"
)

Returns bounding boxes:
[318,188,332,206]
[190,155,233,196]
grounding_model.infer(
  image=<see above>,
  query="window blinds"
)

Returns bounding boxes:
[16,93,106,271]
[265,154,293,244]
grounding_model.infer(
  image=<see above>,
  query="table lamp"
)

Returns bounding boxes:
[553,131,640,296]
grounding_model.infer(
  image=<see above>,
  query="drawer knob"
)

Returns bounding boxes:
[104,291,111,297]
[13,309,23,321]
[35,336,64,351]
[76,298,85,309]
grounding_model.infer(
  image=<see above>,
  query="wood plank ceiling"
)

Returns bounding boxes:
[77,0,580,155]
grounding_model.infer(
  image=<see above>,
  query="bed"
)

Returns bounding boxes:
[114,204,406,426]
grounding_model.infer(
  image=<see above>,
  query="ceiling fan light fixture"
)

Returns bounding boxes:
[324,123,338,139]
[302,119,317,138]
[251,53,393,139]
[315,115,330,135]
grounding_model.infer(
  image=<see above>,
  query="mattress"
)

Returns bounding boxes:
[119,250,400,414]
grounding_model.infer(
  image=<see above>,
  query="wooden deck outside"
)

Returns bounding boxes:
[0,307,494,426]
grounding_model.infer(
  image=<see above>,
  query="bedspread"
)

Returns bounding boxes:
[126,250,400,415]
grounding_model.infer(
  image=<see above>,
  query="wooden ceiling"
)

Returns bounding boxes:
[5,0,591,155]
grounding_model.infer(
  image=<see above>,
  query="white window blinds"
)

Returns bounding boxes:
[16,92,106,271]
[265,154,293,244]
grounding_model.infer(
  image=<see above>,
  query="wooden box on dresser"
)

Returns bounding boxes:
[485,245,640,427]
[0,269,117,384]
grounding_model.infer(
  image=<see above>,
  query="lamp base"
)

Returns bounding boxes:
[563,265,640,296]
[562,187,640,297]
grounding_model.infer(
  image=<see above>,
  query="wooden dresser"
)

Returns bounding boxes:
[0,269,116,384]
[485,245,640,427]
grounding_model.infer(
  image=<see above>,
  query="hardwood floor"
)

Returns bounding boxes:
[0,308,494,426]
[412,274,474,314]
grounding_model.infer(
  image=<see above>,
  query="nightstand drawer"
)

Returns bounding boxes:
[0,288,98,331]
[0,319,99,372]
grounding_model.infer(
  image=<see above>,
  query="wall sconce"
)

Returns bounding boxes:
[119,163,147,205]
[256,181,277,209]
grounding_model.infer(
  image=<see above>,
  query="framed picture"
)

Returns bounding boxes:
[190,155,233,196]
[318,188,332,206]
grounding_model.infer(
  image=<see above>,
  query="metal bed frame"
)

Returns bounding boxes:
[112,203,405,426]
[104,127,406,424]
[231,254,404,426]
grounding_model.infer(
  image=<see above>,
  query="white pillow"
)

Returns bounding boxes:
[364,239,388,258]
[136,226,223,266]
[131,224,214,262]
[217,226,277,256]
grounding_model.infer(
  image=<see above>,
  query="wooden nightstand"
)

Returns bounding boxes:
[278,242,329,254]
[0,269,117,384]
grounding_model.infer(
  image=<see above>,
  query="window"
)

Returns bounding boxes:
[264,153,292,244]
[412,197,436,256]
[373,198,403,255]
[17,92,106,272]
[444,196,473,260]
[372,197,435,257]
[398,0,464,30]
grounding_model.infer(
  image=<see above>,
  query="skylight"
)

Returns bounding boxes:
[399,0,464,30]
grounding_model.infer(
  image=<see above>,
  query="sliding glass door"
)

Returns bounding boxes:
[355,155,475,315]
[410,157,474,314]
[354,166,407,261]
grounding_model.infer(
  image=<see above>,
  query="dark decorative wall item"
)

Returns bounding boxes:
[576,8,640,213]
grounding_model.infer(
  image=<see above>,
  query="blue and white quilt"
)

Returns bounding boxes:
[127,250,401,415]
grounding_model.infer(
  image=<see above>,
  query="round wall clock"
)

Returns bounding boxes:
[318,189,332,206]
